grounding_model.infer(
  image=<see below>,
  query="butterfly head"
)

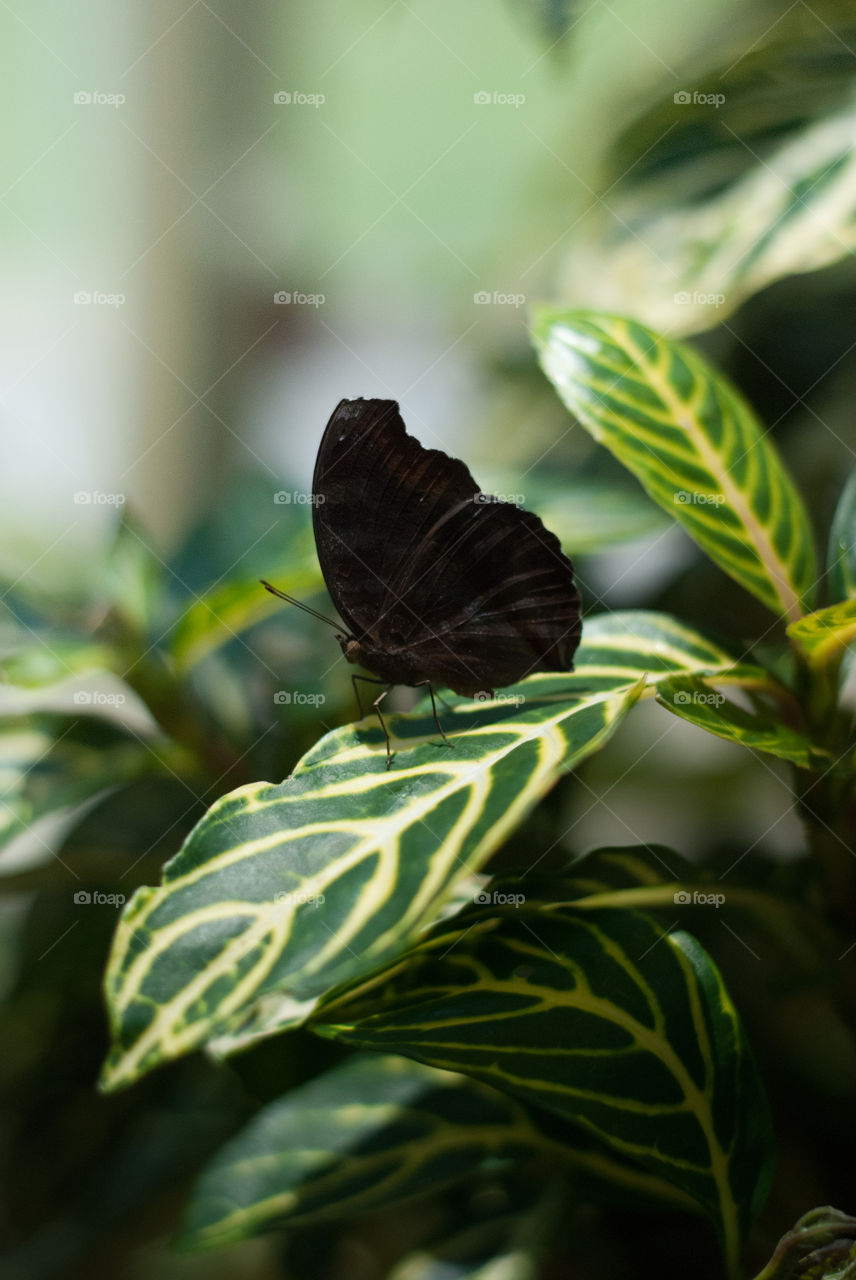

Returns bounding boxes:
[339,635,364,666]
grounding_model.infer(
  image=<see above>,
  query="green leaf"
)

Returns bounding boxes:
[104,509,166,638]
[568,609,743,693]
[317,907,774,1271]
[0,715,167,858]
[169,551,322,674]
[787,599,856,670]
[181,1048,703,1251]
[99,678,642,1092]
[0,638,117,688]
[557,37,856,337]
[476,470,669,553]
[655,673,827,769]
[180,1053,556,1249]
[828,468,856,602]
[534,310,817,621]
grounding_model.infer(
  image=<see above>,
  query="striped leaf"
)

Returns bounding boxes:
[99,678,642,1092]
[558,106,856,338]
[0,715,167,859]
[828,468,856,602]
[317,907,774,1271]
[656,673,827,769]
[787,600,856,671]
[99,609,755,1089]
[169,555,322,675]
[179,1052,697,1251]
[534,311,816,622]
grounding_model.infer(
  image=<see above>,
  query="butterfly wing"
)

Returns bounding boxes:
[312,397,581,697]
[379,495,581,695]
[312,398,480,639]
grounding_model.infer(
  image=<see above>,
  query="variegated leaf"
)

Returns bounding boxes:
[317,907,774,1272]
[99,678,642,1091]
[787,600,856,669]
[100,608,764,1090]
[179,1052,697,1251]
[534,311,816,621]
[656,673,827,769]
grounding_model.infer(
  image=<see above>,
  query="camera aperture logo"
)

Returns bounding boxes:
[673,90,725,108]
[274,890,325,907]
[73,690,126,707]
[473,690,524,706]
[474,290,525,308]
[675,490,725,507]
[673,889,725,907]
[674,290,725,308]
[274,490,326,505]
[274,291,325,307]
[474,889,526,907]
[274,690,326,706]
[273,91,325,107]
[474,91,525,108]
[74,890,126,907]
[73,90,125,108]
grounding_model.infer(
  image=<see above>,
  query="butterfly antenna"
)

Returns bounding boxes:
[260,580,344,632]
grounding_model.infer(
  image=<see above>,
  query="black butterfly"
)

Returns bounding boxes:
[264,398,581,766]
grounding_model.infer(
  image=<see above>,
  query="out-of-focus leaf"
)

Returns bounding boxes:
[0,715,170,859]
[104,509,167,639]
[169,547,322,674]
[477,470,668,553]
[0,638,117,689]
[787,600,856,669]
[828,467,856,602]
[534,310,816,621]
[751,1206,856,1280]
[180,1054,553,1248]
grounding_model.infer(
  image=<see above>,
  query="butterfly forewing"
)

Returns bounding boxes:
[311,397,581,697]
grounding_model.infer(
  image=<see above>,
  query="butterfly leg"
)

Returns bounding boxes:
[351,673,388,719]
[414,680,454,751]
[371,687,393,770]
[351,675,395,768]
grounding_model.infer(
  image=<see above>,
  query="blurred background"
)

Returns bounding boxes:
[3,0,856,1276]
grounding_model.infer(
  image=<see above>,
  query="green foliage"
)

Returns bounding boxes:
[6,7,856,1276]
